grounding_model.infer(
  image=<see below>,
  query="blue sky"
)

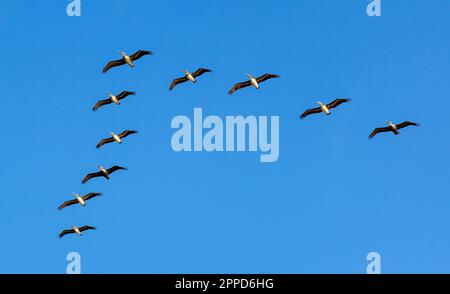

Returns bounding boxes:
[0,0,449,273]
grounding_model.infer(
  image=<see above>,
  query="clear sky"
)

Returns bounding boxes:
[0,0,449,274]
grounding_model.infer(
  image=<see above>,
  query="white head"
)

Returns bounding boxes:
[386,120,393,126]
[118,50,126,57]
[72,192,80,198]
[97,165,104,170]
[316,101,324,106]
[108,92,113,97]
[182,69,189,75]
[110,132,116,137]
[70,225,78,230]
[245,73,253,79]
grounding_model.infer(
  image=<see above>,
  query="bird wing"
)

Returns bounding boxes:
[129,50,153,61]
[83,192,102,201]
[57,199,79,210]
[228,81,252,95]
[82,171,103,184]
[96,137,115,149]
[326,98,351,110]
[396,121,419,130]
[92,98,113,111]
[59,229,75,238]
[256,73,280,83]
[369,127,392,139]
[102,59,125,73]
[300,107,323,119]
[192,68,212,77]
[116,91,136,100]
[107,166,127,174]
[79,225,96,232]
[118,130,138,139]
[169,76,189,91]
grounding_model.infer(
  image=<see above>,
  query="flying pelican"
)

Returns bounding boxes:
[300,99,351,119]
[82,165,127,184]
[59,225,96,238]
[92,91,136,111]
[169,68,212,91]
[58,192,102,210]
[369,121,420,139]
[96,130,138,149]
[102,50,153,73]
[228,73,280,95]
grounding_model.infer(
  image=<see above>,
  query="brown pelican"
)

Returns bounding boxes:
[300,98,351,119]
[59,225,96,238]
[82,165,127,184]
[102,50,153,73]
[228,73,280,95]
[369,121,420,139]
[96,130,138,149]
[92,91,136,111]
[58,192,102,210]
[169,68,212,91]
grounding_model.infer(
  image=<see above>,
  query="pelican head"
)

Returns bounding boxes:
[70,225,77,230]
[245,73,253,79]
[386,120,393,126]
[182,69,189,75]
[72,192,80,198]
[110,132,116,137]
[97,165,104,171]
[316,101,324,106]
[118,50,126,57]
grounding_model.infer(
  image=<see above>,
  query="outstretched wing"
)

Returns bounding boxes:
[116,91,136,100]
[107,166,127,174]
[79,225,96,232]
[256,73,280,83]
[192,68,212,77]
[129,50,153,61]
[118,130,138,139]
[102,59,125,73]
[92,98,113,111]
[228,81,252,95]
[369,127,392,139]
[59,229,75,238]
[96,137,115,149]
[396,121,420,130]
[327,98,351,110]
[83,192,102,201]
[82,172,103,184]
[57,199,79,210]
[169,76,189,91]
[300,107,322,119]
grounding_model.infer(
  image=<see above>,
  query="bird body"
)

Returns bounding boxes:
[184,70,196,83]
[247,74,260,89]
[318,102,331,115]
[81,165,126,184]
[388,121,399,134]
[74,193,85,206]
[120,51,134,68]
[109,93,120,105]
[111,132,122,144]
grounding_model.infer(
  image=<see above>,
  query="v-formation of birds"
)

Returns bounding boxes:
[58,49,420,239]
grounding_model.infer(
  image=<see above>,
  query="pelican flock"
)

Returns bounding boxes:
[169,68,212,91]
[58,46,421,240]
